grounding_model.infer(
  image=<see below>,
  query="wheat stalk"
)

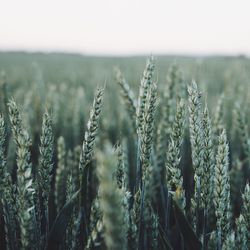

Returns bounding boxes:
[213,129,231,245]
[242,182,250,247]
[166,99,186,210]
[8,100,36,250]
[137,56,155,135]
[38,111,53,205]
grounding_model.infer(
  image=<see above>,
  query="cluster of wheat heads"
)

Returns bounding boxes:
[0,57,250,250]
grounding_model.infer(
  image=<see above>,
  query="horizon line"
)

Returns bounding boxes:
[0,49,249,58]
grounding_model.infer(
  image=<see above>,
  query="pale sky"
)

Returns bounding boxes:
[0,0,250,55]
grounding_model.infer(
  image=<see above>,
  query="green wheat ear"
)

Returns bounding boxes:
[86,197,104,249]
[79,87,104,172]
[139,83,158,217]
[187,81,204,231]
[235,214,247,249]
[201,104,215,208]
[188,81,204,184]
[166,99,186,210]
[222,231,236,250]
[36,111,54,245]
[213,129,231,245]
[140,83,157,179]
[137,56,155,135]
[38,111,54,209]
[234,104,250,161]
[242,182,250,247]
[115,143,127,189]
[0,114,19,249]
[8,99,36,250]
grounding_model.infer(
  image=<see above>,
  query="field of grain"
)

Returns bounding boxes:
[0,52,250,249]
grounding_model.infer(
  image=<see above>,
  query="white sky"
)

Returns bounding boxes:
[0,0,250,55]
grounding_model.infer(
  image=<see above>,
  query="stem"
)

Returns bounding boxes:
[166,193,172,234]
[202,209,207,250]
[138,183,145,250]
[44,206,49,250]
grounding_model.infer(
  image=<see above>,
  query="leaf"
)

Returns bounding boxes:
[158,223,173,250]
[47,189,80,250]
[173,201,202,250]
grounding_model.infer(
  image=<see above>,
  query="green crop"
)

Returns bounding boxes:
[0,53,250,249]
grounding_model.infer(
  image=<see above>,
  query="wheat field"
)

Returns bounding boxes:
[0,52,250,250]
